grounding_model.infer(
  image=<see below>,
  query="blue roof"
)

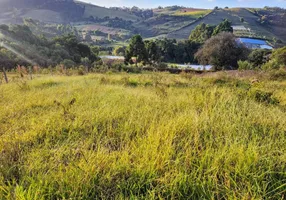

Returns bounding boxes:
[238,38,268,45]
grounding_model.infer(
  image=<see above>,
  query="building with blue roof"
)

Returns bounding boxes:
[237,38,273,50]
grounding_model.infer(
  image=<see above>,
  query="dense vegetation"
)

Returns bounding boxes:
[0,4,286,199]
[189,19,233,43]
[0,24,98,70]
[195,32,249,70]
[124,36,201,66]
[0,71,285,199]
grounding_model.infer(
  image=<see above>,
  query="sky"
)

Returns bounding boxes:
[80,0,286,8]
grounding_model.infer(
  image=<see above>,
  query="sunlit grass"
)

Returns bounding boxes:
[173,10,211,18]
[0,72,285,199]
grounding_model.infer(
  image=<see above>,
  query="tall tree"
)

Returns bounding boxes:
[125,35,147,66]
[195,32,249,70]
[212,19,233,36]
[145,40,161,64]
[189,23,214,43]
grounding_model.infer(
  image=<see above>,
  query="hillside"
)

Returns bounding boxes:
[167,8,285,41]
[0,1,285,43]
[78,2,140,21]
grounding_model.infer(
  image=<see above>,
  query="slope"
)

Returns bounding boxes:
[77,1,140,21]
[167,8,284,42]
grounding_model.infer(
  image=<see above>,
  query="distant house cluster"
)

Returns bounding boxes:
[237,38,273,50]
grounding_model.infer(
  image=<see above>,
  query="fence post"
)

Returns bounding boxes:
[3,67,8,83]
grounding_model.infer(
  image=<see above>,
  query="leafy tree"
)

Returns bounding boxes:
[212,19,233,36]
[125,35,147,66]
[155,39,176,62]
[189,23,214,43]
[195,32,249,70]
[61,59,75,68]
[145,40,161,64]
[0,25,100,70]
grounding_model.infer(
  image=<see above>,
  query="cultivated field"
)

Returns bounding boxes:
[0,72,285,199]
[82,3,139,21]
[167,8,280,40]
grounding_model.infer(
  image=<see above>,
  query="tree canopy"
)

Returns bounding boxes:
[125,35,148,66]
[195,32,249,70]
[0,25,99,70]
[189,20,233,43]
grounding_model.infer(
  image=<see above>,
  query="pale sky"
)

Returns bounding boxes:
[80,0,286,8]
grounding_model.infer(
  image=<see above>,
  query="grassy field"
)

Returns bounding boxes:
[81,3,139,22]
[173,9,211,18]
[0,72,286,199]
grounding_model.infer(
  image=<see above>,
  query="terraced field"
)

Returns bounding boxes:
[81,2,140,21]
[167,8,282,41]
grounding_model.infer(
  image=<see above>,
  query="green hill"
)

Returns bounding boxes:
[77,2,140,21]
[0,1,285,43]
[167,8,285,42]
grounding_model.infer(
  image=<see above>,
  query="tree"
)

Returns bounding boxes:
[155,38,176,62]
[61,59,75,68]
[84,33,92,42]
[212,19,233,36]
[113,46,126,56]
[145,40,161,64]
[90,46,100,56]
[189,23,214,43]
[195,32,249,70]
[125,35,147,66]
[248,49,271,68]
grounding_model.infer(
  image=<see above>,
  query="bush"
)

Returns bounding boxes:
[248,89,279,105]
[154,63,168,69]
[248,49,271,68]
[238,60,254,70]
[262,47,286,70]
[61,59,75,68]
[261,60,280,70]
[269,69,286,81]
[77,65,85,75]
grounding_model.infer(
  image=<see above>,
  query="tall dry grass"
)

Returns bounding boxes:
[0,72,285,199]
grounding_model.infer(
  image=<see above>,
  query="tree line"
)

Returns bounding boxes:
[0,24,99,71]
[124,19,285,71]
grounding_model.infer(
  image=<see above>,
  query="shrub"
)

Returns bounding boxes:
[77,65,85,76]
[268,69,286,81]
[248,89,279,105]
[248,49,271,68]
[262,47,286,70]
[155,63,168,69]
[238,60,254,70]
[261,60,280,70]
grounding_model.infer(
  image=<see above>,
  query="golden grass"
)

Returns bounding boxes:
[173,10,211,18]
[0,72,285,199]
